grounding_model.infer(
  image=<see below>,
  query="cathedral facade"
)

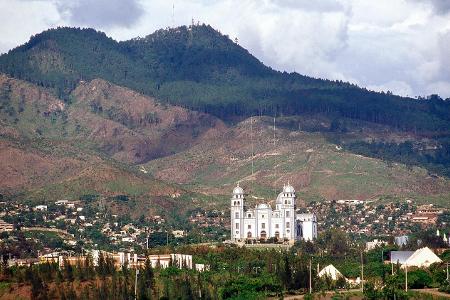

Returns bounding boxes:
[230,183,317,242]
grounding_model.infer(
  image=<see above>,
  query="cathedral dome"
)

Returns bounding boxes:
[233,184,244,195]
[283,184,295,193]
[257,203,270,209]
[276,193,284,204]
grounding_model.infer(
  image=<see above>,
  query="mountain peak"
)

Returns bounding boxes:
[123,23,271,80]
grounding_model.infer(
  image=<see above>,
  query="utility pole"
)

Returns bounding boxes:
[309,258,312,294]
[405,263,408,292]
[360,251,364,293]
[446,262,449,282]
[135,269,139,300]
[172,3,175,28]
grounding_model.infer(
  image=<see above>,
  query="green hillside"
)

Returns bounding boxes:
[1,25,450,133]
[143,116,450,208]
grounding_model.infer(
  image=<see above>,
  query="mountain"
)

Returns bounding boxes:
[1,25,450,132]
[0,25,450,213]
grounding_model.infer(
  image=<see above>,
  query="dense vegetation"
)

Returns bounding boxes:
[1,25,450,133]
[343,139,450,177]
[1,240,449,299]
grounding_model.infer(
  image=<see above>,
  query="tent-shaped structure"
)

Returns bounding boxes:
[318,264,346,281]
[404,247,442,268]
[390,247,442,268]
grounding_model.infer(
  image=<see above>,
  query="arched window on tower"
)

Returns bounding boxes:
[235,212,239,218]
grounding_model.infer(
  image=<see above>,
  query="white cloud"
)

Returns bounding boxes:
[368,81,414,97]
[54,0,144,29]
[1,0,450,98]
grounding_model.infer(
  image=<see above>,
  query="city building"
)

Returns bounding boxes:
[394,235,409,247]
[41,251,196,270]
[172,230,185,238]
[336,200,364,205]
[34,205,47,211]
[366,239,386,251]
[0,219,13,232]
[230,183,317,242]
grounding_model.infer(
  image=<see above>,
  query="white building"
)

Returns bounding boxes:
[297,213,317,241]
[172,230,185,238]
[366,239,386,251]
[34,205,47,211]
[230,183,317,242]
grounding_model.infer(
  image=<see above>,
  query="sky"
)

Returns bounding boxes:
[1,0,450,98]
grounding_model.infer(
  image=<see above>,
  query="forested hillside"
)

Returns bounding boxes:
[1,25,450,132]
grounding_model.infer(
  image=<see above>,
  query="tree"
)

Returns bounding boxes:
[363,281,382,300]
[63,257,74,281]
[408,269,432,289]
[138,259,155,300]
[31,273,46,300]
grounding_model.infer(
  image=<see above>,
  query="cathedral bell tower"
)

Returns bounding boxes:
[275,183,296,241]
[231,183,244,241]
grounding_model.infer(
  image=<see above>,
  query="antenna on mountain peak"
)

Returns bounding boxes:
[172,3,175,28]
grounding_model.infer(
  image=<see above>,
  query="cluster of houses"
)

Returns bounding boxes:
[0,200,172,248]
[311,199,447,236]
[409,204,444,225]
[189,210,226,228]
[366,230,450,252]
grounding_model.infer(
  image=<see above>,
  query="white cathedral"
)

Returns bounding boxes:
[231,183,317,242]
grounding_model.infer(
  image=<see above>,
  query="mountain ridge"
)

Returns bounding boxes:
[1,25,449,132]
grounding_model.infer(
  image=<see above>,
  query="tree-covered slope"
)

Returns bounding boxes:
[1,25,450,132]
